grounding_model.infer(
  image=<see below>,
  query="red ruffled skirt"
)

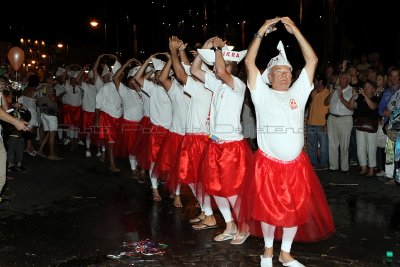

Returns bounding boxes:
[235,149,335,242]
[80,111,98,145]
[199,139,251,197]
[134,116,152,170]
[81,111,95,133]
[63,104,82,127]
[152,131,184,192]
[114,118,141,159]
[149,125,169,163]
[175,134,209,185]
[98,111,121,143]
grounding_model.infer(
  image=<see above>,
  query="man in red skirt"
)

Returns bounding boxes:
[242,17,335,267]
[192,37,252,244]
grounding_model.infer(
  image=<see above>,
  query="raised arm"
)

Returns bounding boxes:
[169,36,188,85]
[178,42,190,65]
[134,53,161,87]
[92,54,104,82]
[212,37,236,89]
[280,16,318,85]
[113,58,140,89]
[245,17,280,90]
[76,64,90,85]
[159,53,173,91]
[191,36,217,83]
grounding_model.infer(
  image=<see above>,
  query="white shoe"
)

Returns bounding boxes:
[63,139,71,145]
[376,170,385,177]
[85,150,92,157]
[260,255,273,267]
[280,260,305,267]
[78,140,85,146]
[96,151,102,157]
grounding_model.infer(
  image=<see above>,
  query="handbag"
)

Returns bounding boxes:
[353,116,378,133]
[377,124,387,147]
[384,108,400,141]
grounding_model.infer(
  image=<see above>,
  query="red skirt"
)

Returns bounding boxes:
[236,150,335,242]
[63,104,82,127]
[152,132,184,192]
[80,111,99,144]
[175,134,209,185]
[199,139,251,197]
[98,111,121,143]
[134,116,152,170]
[115,118,141,159]
[149,125,169,163]
[81,111,95,133]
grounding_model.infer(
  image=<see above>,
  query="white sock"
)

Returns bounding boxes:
[189,183,204,212]
[261,222,276,248]
[175,183,181,195]
[214,196,233,222]
[281,226,298,252]
[86,135,91,149]
[73,129,79,139]
[57,129,63,140]
[129,154,137,170]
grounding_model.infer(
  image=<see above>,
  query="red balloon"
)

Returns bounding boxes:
[7,47,25,71]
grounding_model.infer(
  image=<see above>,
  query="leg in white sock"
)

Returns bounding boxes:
[57,129,63,140]
[214,196,233,223]
[149,162,161,201]
[85,133,91,149]
[73,129,79,139]
[261,222,276,249]
[279,226,304,266]
[188,183,204,212]
[129,155,137,170]
[261,222,275,265]
[213,196,237,240]
[281,226,298,252]
[175,183,181,195]
[149,162,155,177]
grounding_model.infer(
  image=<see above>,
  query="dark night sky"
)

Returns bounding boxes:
[1,0,400,68]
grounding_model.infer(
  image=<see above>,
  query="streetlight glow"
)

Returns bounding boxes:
[90,20,99,27]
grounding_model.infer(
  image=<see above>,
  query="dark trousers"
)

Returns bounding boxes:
[7,136,24,164]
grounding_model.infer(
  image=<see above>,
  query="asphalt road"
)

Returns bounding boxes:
[0,144,399,267]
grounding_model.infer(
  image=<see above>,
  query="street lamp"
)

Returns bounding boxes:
[57,42,69,65]
[90,19,107,52]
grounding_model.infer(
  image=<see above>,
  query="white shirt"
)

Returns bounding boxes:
[142,80,172,129]
[64,81,82,107]
[54,83,65,96]
[80,82,98,112]
[329,85,354,116]
[249,69,313,161]
[95,81,122,118]
[184,76,212,134]
[205,72,245,141]
[168,79,189,135]
[95,76,104,91]
[118,83,144,121]
[140,91,150,117]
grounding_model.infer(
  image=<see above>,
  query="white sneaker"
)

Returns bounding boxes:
[86,150,92,157]
[78,140,85,146]
[96,151,102,157]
